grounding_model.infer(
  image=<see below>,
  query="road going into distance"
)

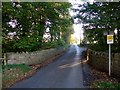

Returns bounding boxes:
[10,45,94,88]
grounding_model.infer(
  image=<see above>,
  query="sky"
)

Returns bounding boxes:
[69,0,94,44]
[69,0,94,5]
[69,0,84,44]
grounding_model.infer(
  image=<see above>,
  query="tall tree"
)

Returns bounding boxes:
[72,2,120,52]
[2,2,72,52]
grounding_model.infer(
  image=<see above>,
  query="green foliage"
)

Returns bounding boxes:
[95,81,120,89]
[2,64,32,73]
[2,38,17,52]
[56,39,66,47]
[13,36,42,52]
[42,41,56,49]
[89,44,108,52]
[2,35,43,52]
[74,2,120,52]
[2,2,72,52]
[41,38,67,49]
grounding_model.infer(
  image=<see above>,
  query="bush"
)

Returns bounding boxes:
[3,36,42,52]
[2,35,69,52]
[89,44,108,52]
[89,43,120,53]
[42,41,56,49]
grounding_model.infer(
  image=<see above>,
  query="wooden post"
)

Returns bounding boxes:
[3,53,7,65]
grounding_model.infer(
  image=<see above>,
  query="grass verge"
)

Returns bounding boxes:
[91,81,120,89]
[2,64,33,88]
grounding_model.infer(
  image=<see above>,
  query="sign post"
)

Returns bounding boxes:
[109,44,111,76]
[107,35,113,76]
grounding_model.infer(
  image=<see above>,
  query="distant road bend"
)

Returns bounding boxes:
[10,45,93,88]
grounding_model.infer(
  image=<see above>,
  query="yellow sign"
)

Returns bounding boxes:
[107,35,113,44]
[107,35,113,40]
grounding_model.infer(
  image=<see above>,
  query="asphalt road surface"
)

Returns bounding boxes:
[10,45,94,88]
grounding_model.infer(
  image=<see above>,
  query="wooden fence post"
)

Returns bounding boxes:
[0,53,7,65]
[4,53,7,65]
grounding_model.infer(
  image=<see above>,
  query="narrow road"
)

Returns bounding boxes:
[10,45,93,88]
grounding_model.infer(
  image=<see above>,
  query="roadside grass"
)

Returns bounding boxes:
[2,64,31,73]
[2,64,32,88]
[91,81,120,89]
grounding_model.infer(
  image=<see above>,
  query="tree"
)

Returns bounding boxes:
[72,2,120,52]
[2,2,72,52]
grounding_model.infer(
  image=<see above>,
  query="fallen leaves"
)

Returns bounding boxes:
[90,68,119,88]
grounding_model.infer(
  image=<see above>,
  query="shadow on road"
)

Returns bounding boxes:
[80,49,95,86]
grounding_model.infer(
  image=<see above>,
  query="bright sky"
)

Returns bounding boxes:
[69,0,94,4]
[69,0,94,44]
[68,0,84,5]
[73,24,84,40]
[69,0,84,44]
